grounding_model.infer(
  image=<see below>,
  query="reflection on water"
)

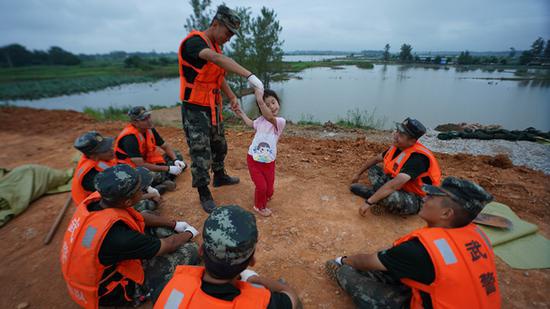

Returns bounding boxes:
[4,65,550,131]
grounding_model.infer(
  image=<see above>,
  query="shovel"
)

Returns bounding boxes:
[473,213,513,229]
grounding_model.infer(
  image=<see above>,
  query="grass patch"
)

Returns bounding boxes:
[336,108,387,130]
[282,60,374,73]
[297,113,322,126]
[83,105,132,121]
[0,62,178,100]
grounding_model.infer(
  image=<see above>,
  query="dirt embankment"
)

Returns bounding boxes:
[0,107,549,309]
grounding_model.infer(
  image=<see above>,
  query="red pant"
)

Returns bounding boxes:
[247,154,275,210]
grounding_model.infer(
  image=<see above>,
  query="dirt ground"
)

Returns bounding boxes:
[0,107,549,309]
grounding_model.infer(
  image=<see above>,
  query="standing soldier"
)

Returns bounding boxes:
[326,177,501,309]
[179,5,264,213]
[350,117,441,216]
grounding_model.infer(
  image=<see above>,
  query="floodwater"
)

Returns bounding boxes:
[4,64,550,131]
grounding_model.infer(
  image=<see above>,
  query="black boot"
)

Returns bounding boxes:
[213,170,240,187]
[350,183,375,199]
[198,186,216,213]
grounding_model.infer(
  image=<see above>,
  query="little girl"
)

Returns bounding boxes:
[234,88,286,217]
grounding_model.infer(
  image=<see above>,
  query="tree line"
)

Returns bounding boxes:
[0,44,81,67]
[382,36,550,66]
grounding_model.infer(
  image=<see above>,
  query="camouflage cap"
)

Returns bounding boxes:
[94,164,149,202]
[396,117,426,139]
[74,131,114,156]
[202,205,258,266]
[423,177,494,216]
[214,5,241,34]
[128,106,151,121]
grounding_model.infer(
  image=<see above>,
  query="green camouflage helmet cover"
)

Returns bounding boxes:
[423,176,493,216]
[202,205,258,266]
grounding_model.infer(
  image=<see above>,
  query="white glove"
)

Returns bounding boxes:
[174,160,186,169]
[174,221,190,233]
[334,256,347,266]
[146,186,160,198]
[184,225,199,238]
[168,165,182,175]
[247,74,264,90]
[240,269,259,282]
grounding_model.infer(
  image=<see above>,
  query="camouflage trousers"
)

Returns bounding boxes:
[151,151,185,186]
[181,104,227,188]
[143,241,200,303]
[367,165,422,215]
[336,265,411,309]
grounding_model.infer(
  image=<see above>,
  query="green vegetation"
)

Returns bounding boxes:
[0,63,178,100]
[282,60,373,72]
[336,108,387,130]
[83,105,132,121]
[297,114,321,126]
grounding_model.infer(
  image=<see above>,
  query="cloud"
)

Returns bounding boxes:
[0,0,548,53]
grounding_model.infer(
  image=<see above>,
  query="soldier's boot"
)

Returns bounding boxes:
[324,260,342,285]
[212,170,240,187]
[198,185,216,213]
[350,184,375,199]
[370,203,385,216]
[155,180,176,194]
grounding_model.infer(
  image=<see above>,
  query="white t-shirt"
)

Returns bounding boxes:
[247,116,286,163]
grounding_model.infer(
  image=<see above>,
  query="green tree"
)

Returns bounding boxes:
[185,0,213,32]
[383,44,390,61]
[48,46,81,65]
[434,55,441,64]
[249,7,284,88]
[519,51,532,65]
[543,39,550,61]
[0,43,33,67]
[530,37,544,58]
[226,7,253,92]
[399,44,413,62]
[509,47,516,58]
[457,51,473,65]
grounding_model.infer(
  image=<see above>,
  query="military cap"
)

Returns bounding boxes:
[203,205,258,266]
[94,164,153,202]
[73,131,114,156]
[214,5,241,34]
[396,117,426,139]
[423,177,493,216]
[128,106,151,121]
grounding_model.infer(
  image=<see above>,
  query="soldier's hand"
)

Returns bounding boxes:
[168,165,183,175]
[147,186,161,198]
[229,96,239,110]
[247,74,264,90]
[240,269,259,282]
[359,204,371,217]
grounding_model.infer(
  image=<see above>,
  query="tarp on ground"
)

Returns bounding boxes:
[0,164,72,227]
[479,202,550,269]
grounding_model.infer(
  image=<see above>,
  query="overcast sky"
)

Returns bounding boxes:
[1,0,549,54]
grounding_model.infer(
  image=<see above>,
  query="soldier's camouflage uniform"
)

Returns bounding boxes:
[95,165,199,305]
[181,105,227,188]
[366,165,423,215]
[327,262,411,309]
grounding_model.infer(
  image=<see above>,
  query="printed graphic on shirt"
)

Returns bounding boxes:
[247,117,285,163]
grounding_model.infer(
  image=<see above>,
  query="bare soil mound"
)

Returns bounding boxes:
[0,107,548,308]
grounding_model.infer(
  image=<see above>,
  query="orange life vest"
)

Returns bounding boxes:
[71,156,116,205]
[178,30,226,126]
[394,224,501,309]
[154,265,271,309]
[114,124,165,167]
[383,142,441,196]
[60,192,145,309]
